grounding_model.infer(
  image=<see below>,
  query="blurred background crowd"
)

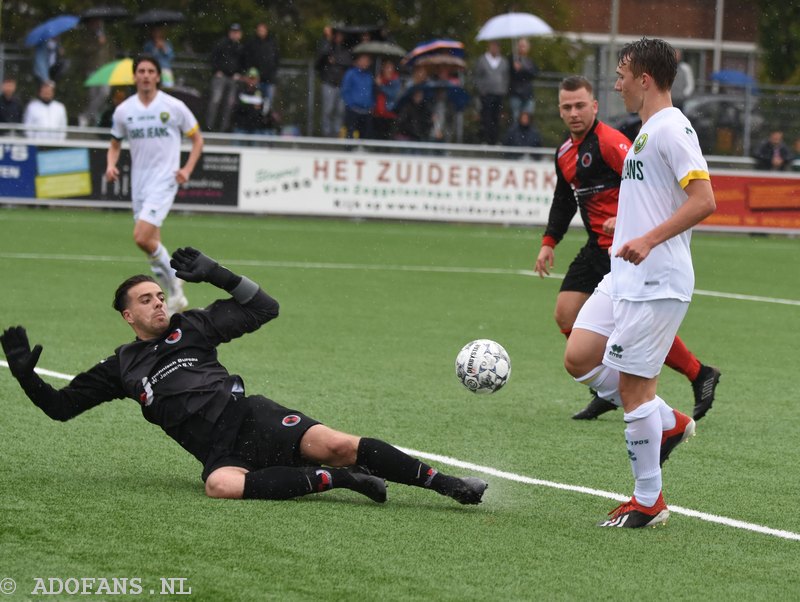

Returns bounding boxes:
[1,0,799,164]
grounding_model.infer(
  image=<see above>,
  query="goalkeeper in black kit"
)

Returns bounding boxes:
[1,248,487,505]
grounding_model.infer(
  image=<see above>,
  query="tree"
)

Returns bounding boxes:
[757,0,800,84]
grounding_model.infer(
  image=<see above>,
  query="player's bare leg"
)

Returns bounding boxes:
[557,292,618,419]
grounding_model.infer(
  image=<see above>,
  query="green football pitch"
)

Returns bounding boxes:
[1,207,798,601]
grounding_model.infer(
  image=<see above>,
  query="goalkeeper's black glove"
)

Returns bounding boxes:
[1,326,43,380]
[170,247,240,291]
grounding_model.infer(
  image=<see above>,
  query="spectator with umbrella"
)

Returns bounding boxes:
[135,10,185,90]
[372,59,400,140]
[508,38,539,122]
[143,26,176,88]
[26,15,79,85]
[340,51,374,139]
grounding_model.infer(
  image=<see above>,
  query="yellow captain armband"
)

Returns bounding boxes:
[679,170,710,189]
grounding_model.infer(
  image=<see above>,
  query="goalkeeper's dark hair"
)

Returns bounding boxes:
[560,75,594,96]
[618,37,677,91]
[113,275,159,313]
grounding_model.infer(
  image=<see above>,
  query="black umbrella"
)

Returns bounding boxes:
[80,6,130,22]
[132,9,186,26]
[332,23,385,48]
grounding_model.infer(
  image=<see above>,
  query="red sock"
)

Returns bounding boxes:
[664,336,701,382]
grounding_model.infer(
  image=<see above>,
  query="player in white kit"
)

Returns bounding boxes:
[105,54,204,314]
[563,38,717,528]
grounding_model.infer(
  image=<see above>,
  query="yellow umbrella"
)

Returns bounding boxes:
[84,58,134,87]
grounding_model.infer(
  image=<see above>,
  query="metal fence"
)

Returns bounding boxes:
[5,45,800,162]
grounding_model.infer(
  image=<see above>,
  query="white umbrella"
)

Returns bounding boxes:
[476,12,553,41]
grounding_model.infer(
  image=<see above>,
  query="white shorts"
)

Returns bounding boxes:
[573,275,689,378]
[132,184,178,227]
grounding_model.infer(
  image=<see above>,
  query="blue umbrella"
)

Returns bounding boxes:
[24,15,80,47]
[710,69,757,88]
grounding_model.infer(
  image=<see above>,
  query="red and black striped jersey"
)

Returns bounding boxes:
[543,120,631,250]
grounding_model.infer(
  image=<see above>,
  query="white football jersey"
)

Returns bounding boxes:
[610,107,709,301]
[110,91,199,200]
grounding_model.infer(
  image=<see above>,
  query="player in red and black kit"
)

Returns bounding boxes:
[1,247,488,505]
[535,76,720,421]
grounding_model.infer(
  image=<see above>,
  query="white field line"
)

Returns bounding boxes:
[0,359,798,542]
[1,252,798,306]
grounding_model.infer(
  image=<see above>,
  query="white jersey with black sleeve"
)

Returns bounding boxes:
[610,107,710,302]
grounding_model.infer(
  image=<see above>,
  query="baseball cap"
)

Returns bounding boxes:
[230,23,242,31]
[246,67,260,79]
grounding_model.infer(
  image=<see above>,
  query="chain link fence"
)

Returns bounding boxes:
[5,44,800,162]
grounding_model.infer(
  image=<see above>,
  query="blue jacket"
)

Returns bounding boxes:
[340,67,374,112]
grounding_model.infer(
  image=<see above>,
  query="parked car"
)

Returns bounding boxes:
[608,94,764,155]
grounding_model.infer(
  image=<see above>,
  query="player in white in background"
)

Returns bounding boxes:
[563,38,716,528]
[105,54,204,315]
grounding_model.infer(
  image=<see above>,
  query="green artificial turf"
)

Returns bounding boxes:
[0,207,798,601]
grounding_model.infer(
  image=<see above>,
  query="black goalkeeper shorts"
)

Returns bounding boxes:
[202,394,321,481]
[559,243,611,294]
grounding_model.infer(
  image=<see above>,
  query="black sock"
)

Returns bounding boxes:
[356,437,462,495]
[243,466,357,500]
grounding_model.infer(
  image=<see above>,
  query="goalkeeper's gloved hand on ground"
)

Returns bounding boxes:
[170,247,240,291]
[1,326,42,380]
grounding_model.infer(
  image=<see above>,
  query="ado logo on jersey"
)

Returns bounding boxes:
[633,133,648,154]
[160,111,170,124]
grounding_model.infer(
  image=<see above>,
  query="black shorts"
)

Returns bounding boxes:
[202,394,321,481]
[560,243,611,294]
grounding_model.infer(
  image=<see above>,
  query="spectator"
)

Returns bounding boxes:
[753,130,792,171]
[78,17,116,127]
[206,23,244,132]
[232,67,278,139]
[473,40,509,145]
[0,74,24,128]
[97,87,129,129]
[340,52,374,139]
[24,81,68,140]
[395,88,432,143]
[243,21,280,111]
[33,37,65,85]
[143,26,176,88]
[502,110,542,150]
[315,26,351,137]
[508,38,539,123]
[373,59,400,140]
[671,49,694,110]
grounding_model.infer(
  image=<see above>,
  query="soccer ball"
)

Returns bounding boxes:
[455,339,511,394]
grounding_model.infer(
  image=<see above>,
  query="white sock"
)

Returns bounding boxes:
[575,365,621,406]
[148,243,179,296]
[657,396,677,430]
[623,398,662,507]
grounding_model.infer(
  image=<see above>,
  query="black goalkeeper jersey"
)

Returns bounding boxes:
[17,289,279,464]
